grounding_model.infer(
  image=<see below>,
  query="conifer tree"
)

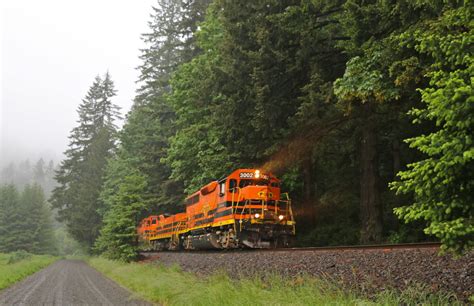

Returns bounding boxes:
[96,0,210,260]
[44,160,56,196]
[0,185,23,252]
[50,73,120,251]
[21,184,57,254]
[33,158,46,186]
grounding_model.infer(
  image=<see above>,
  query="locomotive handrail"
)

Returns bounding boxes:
[239,199,251,232]
[231,187,242,233]
[235,187,241,232]
[280,192,294,223]
[230,187,241,209]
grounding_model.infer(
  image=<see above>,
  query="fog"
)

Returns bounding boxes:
[0,0,155,166]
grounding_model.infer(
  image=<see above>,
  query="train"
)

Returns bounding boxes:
[137,168,295,250]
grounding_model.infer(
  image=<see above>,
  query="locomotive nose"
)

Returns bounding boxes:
[256,187,274,200]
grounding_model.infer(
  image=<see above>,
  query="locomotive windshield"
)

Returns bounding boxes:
[239,179,270,188]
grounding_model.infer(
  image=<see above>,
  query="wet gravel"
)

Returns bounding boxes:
[145,247,473,301]
[0,259,151,305]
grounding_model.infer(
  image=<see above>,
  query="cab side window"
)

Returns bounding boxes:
[229,179,237,193]
[219,181,226,196]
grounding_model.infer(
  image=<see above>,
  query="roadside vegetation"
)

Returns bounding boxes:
[89,257,460,306]
[0,251,57,290]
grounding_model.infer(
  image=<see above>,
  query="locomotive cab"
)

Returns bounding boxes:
[217,169,295,248]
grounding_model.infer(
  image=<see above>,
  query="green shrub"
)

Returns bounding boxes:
[0,253,57,290]
[7,250,32,264]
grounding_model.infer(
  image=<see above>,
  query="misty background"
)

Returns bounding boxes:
[1,0,155,168]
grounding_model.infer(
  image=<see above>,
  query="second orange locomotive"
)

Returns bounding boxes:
[138,169,295,250]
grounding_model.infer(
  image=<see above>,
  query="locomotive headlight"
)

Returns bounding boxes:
[255,169,260,178]
[254,213,260,219]
[278,215,284,220]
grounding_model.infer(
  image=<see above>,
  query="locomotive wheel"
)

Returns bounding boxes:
[219,229,237,249]
[184,236,193,250]
[276,234,294,248]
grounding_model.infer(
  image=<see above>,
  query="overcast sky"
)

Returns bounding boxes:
[0,0,156,166]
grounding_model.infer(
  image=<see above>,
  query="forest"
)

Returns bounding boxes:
[0,160,57,254]
[0,160,83,255]
[1,0,470,261]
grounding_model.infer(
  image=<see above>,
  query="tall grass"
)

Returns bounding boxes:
[89,257,460,306]
[0,252,57,290]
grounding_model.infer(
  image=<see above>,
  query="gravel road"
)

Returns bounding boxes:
[0,259,151,305]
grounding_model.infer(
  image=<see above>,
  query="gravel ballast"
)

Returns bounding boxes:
[146,247,473,301]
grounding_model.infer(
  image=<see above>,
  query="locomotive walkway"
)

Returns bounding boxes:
[0,259,151,305]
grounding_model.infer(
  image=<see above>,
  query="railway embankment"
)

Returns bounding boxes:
[143,245,473,303]
[90,255,466,305]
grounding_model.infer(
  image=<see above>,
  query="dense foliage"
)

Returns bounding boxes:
[0,184,56,254]
[391,4,473,253]
[88,0,472,259]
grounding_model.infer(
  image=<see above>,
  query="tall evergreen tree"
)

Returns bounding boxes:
[33,158,46,186]
[96,0,210,260]
[43,160,57,196]
[50,73,120,250]
[0,185,23,253]
[21,184,57,254]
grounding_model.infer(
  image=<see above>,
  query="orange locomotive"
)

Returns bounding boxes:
[137,169,295,250]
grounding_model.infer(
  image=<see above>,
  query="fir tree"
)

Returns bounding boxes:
[0,185,23,253]
[33,158,46,186]
[21,184,57,254]
[50,73,120,251]
[96,0,210,260]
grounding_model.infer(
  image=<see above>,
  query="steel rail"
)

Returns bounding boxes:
[140,242,441,256]
[255,241,441,252]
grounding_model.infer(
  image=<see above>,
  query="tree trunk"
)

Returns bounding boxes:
[297,158,316,231]
[392,138,401,178]
[359,103,382,243]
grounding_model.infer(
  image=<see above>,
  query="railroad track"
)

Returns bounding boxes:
[264,241,442,252]
[141,242,441,256]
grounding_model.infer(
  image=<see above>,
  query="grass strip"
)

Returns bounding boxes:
[0,252,58,290]
[89,257,460,306]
